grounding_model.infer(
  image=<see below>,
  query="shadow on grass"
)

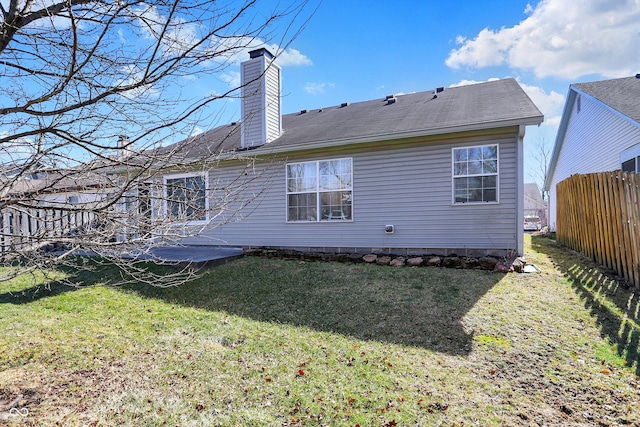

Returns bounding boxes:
[0,259,164,304]
[0,280,78,304]
[0,256,503,355]
[124,258,502,355]
[531,235,640,376]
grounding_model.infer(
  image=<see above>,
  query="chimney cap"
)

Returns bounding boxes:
[249,48,274,60]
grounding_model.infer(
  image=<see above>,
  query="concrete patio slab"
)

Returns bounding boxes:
[137,246,244,268]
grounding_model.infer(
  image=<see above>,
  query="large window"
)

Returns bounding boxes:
[452,145,498,204]
[165,174,206,222]
[287,159,352,222]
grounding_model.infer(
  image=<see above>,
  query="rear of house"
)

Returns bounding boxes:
[149,49,543,257]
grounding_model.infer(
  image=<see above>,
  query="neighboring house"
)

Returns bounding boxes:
[524,183,547,225]
[0,166,111,252]
[544,75,640,231]
[142,49,543,257]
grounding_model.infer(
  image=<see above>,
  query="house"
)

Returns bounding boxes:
[0,165,112,252]
[544,75,640,231]
[523,183,547,225]
[146,49,543,257]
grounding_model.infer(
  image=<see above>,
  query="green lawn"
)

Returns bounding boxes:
[1,235,638,426]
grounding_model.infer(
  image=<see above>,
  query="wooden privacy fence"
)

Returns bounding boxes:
[556,171,640,288]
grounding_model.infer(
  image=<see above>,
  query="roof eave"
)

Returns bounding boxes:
[543,87,577,191]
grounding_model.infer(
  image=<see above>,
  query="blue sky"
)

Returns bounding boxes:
[214,0,639,189]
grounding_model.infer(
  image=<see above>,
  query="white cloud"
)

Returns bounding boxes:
[304,82,335,95]
[220,71,241,88]
[450,78,565,127]
[267,45,312,66]
[190,126,204,137]
[136,5,200,58]
[116,64,160,99]
[518,82,565,127]
[446,0,640,79]
[205,37,312,67]
[448,78,500,87]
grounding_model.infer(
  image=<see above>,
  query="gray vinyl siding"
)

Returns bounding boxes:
[264,64,281,143]
[240,59,263,148]
[177,127,521,256]
[548,93,640,229]
[240,55,281,148]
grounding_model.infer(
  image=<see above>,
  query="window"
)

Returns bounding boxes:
[622,156,639,173]
[165,174,206,222]
[452,145,498,204]
[287,159,352,221]
[622,158,636,173]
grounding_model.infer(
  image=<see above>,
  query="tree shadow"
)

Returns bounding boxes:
[122,258,502,355]
[531,235,640,376]
[0,280,80,304]
[1,256,502,356]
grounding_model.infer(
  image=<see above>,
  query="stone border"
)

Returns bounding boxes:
[243,248,525,273]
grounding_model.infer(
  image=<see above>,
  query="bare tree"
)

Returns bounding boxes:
[0,0,314,286]
[528,137,553,200]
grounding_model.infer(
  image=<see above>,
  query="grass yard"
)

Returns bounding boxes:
[0,234,639,426]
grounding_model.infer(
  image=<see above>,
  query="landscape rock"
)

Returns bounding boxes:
[407,257,424,267]
[442,256,462,268]
[376,256,392,266]
[243,247,514,273]
[426,256,442,267]
[362,254,377,263]
[348,253,363,263]
[479,256,499,270]
[461,257,479,269]
[390,257,406,267]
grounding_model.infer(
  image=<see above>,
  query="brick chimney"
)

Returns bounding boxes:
[240,48,282,148]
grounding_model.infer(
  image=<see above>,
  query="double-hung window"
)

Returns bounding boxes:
[452,145,498,204]
[287,158,352,222]
[165,174,207,222]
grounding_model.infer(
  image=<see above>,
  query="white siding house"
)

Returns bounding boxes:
[544,76,640,230]
[149,49,543,257]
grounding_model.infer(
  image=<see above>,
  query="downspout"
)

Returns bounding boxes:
[516,125,525,256]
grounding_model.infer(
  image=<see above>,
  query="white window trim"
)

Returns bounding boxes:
[620,143,640,173]
[163,172,208,224]
[451,144,500,205]
[285,158,353,223]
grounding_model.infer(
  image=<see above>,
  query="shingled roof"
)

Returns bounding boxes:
[573,75,640,124]
[160,78,543,163]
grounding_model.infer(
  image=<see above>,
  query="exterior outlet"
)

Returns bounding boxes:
[385,225,394,234]
[240,48,282,148]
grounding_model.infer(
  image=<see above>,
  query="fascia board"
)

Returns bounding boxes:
[544,87,576,191]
